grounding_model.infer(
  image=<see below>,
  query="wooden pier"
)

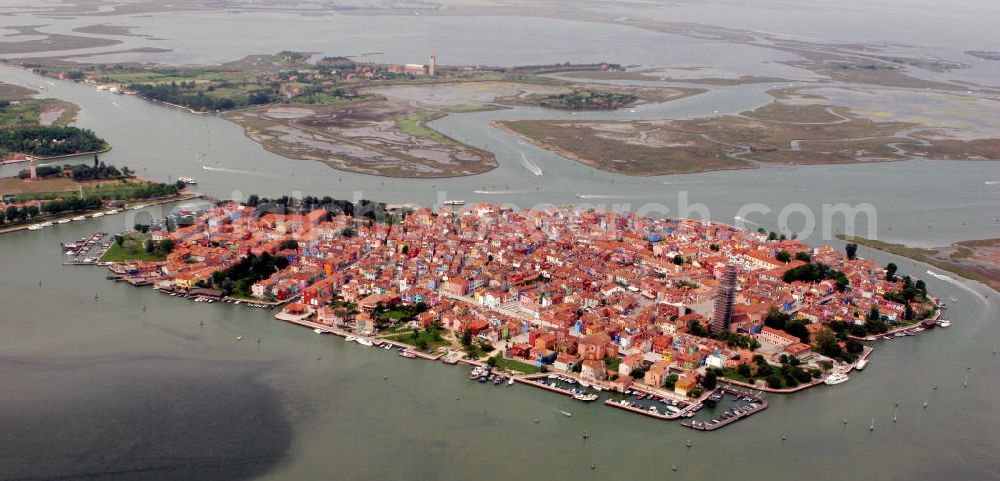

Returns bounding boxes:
[681,385,768,431]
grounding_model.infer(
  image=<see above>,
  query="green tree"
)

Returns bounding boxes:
[701,371,717,390]
[776,251,791,263]
[885,263,898,282]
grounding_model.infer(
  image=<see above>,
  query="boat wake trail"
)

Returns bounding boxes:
[474,190,529,195]
[518,151,543,176]
[575,194,637,200]
[661,181,705,186]
[926,269,987,303]
[985,181,1000,185]
[202,165,274,177]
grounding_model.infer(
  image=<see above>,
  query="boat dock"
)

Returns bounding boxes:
[516,374,599,402]
[61,231,113,265]
[604,398,687,420]
[681,385,768,431]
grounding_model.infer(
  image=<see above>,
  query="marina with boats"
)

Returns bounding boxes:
[681,386,768,431]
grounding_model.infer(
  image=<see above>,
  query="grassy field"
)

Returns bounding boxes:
[395,111,451,145]
[100,233,167,263]
[386,328,452,351]
[0,177,81,199]
[0,99,78,128]
[492,357,541,374]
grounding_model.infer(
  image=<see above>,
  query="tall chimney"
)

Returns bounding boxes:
[429,55,436,77]
[29,157,37,180]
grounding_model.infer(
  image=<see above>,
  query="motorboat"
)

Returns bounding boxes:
[938,320,952,328]
[855,358,869,370]
[443,200,465,206]
[824,372,850,385]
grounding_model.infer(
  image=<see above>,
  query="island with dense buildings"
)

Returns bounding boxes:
[100,200,942,409]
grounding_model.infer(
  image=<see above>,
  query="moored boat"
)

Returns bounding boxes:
[824,372,850,385]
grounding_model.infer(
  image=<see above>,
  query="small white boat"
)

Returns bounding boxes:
[106,209,119,215]
[91,212,105,218]
[40,221,53,228]
[855,359,869,370]
[561,410,573,417]
[178,177,198,185]
[356,338,374,346]
[72,215,86,221]
[443,199,465,206]
[508,378,515,386]
[313,328,325,334]
[57,218,71,224]
[938,320,952,328]
[235,336,243,341]
[824,372,850,385]
[27,224,43,231]
[345,336,357,342]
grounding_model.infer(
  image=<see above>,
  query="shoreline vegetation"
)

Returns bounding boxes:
[0,161,190,231]
[839,235,1000,293]
[0,82,111,162]
[15,53,703,178]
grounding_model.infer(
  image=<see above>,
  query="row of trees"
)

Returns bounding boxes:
[19,162,132,181]
[0,126,107,157]
[0,196,105,226]
[127,82,280,112]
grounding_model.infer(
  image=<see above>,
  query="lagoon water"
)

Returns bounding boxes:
[1,4,999,480]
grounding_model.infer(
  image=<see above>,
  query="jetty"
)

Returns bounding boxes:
[681,385,768,431]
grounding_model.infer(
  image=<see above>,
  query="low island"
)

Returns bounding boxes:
[20,53,703,177]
